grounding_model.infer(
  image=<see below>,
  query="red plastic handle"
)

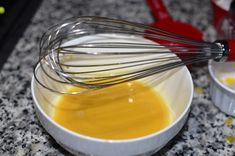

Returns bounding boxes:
[211,0,228,28]
[146,0,172,21]
[227,40,235,61]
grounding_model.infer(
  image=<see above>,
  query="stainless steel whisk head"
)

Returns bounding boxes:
[34,16,235,94]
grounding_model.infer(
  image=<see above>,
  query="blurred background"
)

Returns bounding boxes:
[0,0,42,68]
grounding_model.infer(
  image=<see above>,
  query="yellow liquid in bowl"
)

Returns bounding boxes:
[221,76,235,90]
[223,77,235,85]
[52,81,172,140]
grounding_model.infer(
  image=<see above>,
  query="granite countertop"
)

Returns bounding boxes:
[0,0,234,155]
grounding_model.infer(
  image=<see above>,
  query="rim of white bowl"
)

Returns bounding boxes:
[208,60,235,95]
[31,66,193,144]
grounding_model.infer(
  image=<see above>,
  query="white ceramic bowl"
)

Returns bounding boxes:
[208,60,235,116]
[31,34,193,156]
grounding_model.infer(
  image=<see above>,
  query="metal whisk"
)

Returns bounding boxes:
[34,16,235,94]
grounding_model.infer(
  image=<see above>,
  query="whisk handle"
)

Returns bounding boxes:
[215,40,235,61]
[227,40,235,61]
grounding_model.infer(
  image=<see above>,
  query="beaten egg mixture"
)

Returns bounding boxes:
[222,76,235,90]
[52,81,172,140]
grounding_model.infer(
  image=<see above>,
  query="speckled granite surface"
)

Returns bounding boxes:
[0,0,234,155]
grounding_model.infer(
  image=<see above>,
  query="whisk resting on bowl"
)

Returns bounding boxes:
[34,16,235,94]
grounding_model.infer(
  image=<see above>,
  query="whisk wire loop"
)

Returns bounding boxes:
[34,16,226,94]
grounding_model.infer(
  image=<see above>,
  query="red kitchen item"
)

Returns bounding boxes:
[213,0,235,39]
[228,40,235,60]
[146,0,203,41]
[146,0,203,62]
[211,0,232,29]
